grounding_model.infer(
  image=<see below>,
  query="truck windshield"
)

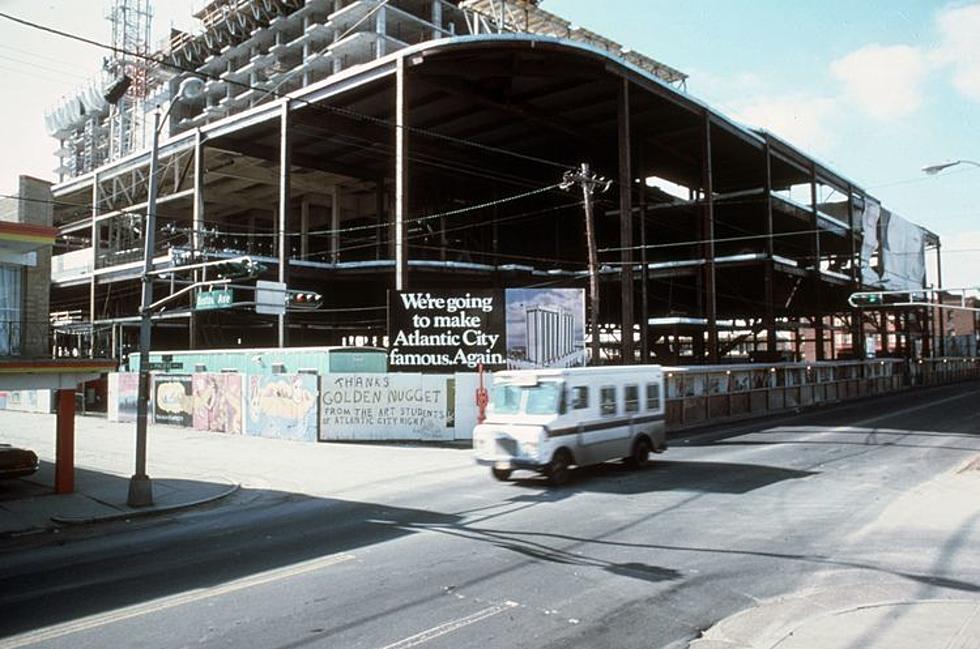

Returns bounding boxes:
[491,381,561,415]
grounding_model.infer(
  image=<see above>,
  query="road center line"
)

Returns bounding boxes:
[377,601,519,649]
[0,552,356,649]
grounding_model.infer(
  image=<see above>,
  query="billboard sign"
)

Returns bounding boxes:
[387,288,585,372]
[152,375,194,427]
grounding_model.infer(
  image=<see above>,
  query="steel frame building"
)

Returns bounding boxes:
[45,0,942,364]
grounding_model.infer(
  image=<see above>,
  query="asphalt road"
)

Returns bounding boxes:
[1,382,978,649]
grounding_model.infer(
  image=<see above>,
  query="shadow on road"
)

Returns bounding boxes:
[0,480,464,639]
[506,459,817,495]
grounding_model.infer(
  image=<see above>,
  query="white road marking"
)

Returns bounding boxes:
[0,552,356,649]
[377,601,519,649]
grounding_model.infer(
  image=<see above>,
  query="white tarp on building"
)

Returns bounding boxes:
[880,210,926,290]
[861,199,882,286]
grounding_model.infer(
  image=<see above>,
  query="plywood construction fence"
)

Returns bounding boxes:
[107,371,487,442]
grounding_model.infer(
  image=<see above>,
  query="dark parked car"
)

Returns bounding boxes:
[0,444,39,479]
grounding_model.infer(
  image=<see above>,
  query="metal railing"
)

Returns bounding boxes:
[0,320,52,358]
[663,358,980,431]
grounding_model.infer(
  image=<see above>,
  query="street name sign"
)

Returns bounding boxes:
[195,289,233,311]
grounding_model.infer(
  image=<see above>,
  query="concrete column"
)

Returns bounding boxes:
[54,388,75,494]
[376,6,387,58]
[432,0,443,38]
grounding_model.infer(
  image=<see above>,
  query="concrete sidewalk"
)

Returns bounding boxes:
[690,456,980,649]
[0,464,238,537]
[0,410,475,537]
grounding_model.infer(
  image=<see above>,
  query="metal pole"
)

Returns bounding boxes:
[127,108,159,507]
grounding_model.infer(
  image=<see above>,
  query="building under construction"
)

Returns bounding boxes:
[44,0,942,365]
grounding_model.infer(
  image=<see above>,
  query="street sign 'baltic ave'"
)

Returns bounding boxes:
[195,289,233,311]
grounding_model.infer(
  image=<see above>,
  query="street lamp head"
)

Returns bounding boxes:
[922,161,959,175]
[177,77,205,102]
[922,159,980,175]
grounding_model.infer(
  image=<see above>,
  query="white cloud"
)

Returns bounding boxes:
[933,3,980,102]
[829,44,930,120]
[725,94,839,154]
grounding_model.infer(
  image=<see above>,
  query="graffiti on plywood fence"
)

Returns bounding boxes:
[107,371,467,442]
[193,373,244,434]
[246,374,319,442]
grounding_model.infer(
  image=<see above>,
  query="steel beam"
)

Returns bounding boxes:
[637,149,649,362]
[395,56,409,290]
[764,142,777,355]
[278,101,292,347]
[810,164,824,360]
[190,129,204,349]
[701,112,718,363]
[618,79,634,364]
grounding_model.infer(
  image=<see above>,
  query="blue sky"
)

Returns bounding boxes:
[550,0,979,288]
[0,0,976,287]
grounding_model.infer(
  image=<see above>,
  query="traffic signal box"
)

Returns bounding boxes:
[287,291,323,310]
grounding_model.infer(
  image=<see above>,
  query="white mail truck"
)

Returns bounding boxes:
[473,365,667,485]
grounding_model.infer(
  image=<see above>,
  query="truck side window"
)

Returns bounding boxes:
[572,386,589,409]
[646,382,661,411]
[600,386,616,416]
[624,384,639,412]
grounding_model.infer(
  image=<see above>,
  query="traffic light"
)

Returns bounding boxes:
[287,291,323,310]
[849,292,883,308]
[211,258,266,279]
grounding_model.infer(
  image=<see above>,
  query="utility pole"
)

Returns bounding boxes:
[562,163,611,366]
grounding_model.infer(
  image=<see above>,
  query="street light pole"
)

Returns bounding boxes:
[127,107,161,507]
[125,77,204,507]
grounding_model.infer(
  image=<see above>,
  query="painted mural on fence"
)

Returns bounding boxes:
[192,373,243,434]
[319,373,451,441]
[153,375,194,427]
[246,373,319,442]
[108,373,139,422]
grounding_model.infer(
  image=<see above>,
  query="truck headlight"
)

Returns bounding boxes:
[520,440,538,456]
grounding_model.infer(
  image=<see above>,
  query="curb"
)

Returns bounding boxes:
[50,481,241,526]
